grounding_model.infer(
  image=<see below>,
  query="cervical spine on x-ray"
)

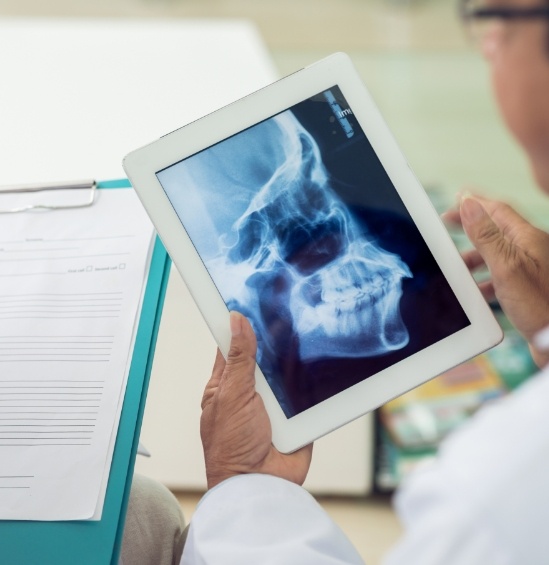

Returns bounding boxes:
[203,107,413,362]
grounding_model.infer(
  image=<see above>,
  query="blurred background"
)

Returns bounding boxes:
[1,1,545,563]
[3,0,548,223]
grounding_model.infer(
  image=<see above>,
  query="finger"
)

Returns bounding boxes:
[296,443,313,464]
[222,311,258,390]
[463,195,530,241]
[284,443,314,486]
[477,279,496,302]
[441,207,462,227]
[461,249,487,272]
[441,187,480,226]
[460,196,513,268]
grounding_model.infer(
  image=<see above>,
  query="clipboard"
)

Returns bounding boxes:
[1,179,171,565]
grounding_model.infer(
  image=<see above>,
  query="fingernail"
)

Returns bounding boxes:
[457,189,472,201]
[460,196,485,223]
[230,311,242,337]
[455,189,472,207]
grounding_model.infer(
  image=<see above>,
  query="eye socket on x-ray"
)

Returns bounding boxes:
[156,85,470,419]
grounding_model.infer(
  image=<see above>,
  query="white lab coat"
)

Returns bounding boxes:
[181,365,549,565]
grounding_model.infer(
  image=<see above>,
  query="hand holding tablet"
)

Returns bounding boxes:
[123,53,502,453]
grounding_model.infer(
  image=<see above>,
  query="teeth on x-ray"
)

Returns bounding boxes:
[158,93,412,366]
[207,110,413,362]
[158,85,470,417]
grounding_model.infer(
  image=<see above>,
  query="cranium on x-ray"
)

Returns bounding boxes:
[159,107,413,364]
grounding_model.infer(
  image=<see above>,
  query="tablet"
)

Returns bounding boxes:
[123,52,503,453]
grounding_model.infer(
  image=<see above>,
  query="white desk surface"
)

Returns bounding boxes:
[0,17,277,185]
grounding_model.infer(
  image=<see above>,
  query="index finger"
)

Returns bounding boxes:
[441,207,462,227]
[462,248,487,272]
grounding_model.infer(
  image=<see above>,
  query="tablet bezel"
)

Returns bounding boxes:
[123,52,503,453]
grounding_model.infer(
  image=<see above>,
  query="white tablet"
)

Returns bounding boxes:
[123,52,503,453]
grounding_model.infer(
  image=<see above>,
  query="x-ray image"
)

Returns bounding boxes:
[157,86,470,418]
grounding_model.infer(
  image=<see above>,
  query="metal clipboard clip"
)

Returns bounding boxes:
[0,179,97,213]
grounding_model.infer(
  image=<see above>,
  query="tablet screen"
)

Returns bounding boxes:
[156,85,470,418]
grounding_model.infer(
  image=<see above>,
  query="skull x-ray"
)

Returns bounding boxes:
[158,87,470,418]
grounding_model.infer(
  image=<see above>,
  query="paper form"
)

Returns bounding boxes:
[0,188,154,520]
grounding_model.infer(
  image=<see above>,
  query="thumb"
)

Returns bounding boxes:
[460,196,508,263]
[223,311,257,389]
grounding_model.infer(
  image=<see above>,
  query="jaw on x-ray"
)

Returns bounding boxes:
[162,108,412,367]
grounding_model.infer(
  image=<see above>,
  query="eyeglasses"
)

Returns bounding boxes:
[460,1,549,45]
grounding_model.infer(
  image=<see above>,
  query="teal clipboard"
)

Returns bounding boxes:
[2,179,171,565]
